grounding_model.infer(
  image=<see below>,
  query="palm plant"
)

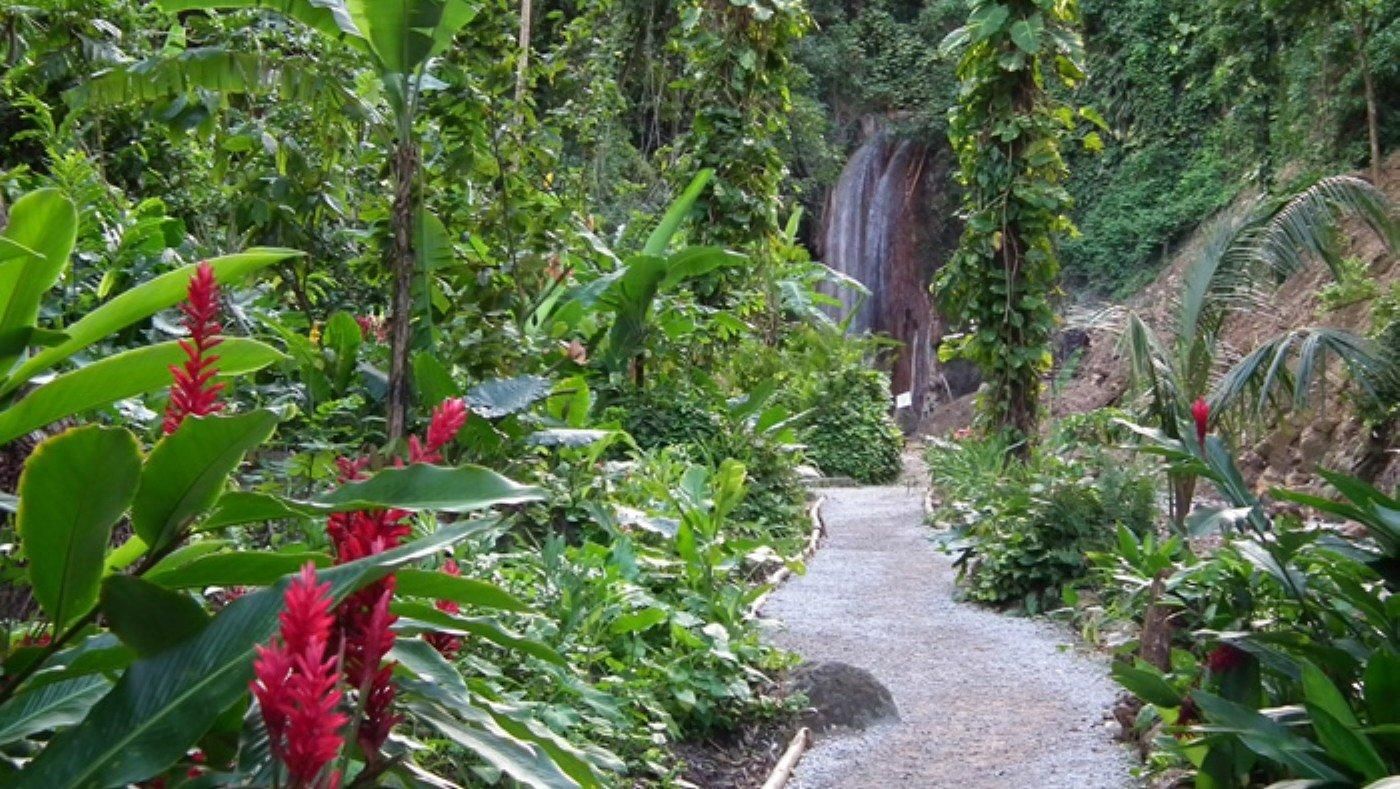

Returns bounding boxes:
[1121,175,1398,529]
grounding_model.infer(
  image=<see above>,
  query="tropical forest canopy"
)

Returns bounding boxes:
[0,0,1396,787]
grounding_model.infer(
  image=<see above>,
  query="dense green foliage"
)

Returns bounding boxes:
[927,413,1157,611]
[937,0,1086,446]
[800,367,903,483]
[1062,0,1400,293]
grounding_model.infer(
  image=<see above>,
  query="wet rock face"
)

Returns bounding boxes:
[788,661,899,732]
[819,126,959,422]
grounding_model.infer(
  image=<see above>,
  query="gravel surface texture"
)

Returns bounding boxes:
[761,478,1135,789]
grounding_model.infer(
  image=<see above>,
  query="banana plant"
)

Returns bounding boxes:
[133,0,482,442]
[554,170,743,386]
[0,188,294,444]
[1120,175,1398,529]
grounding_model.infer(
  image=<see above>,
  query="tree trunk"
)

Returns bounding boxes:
[1356,20,1381,185]
[387,139,421,443]
[1168,471,1198,534]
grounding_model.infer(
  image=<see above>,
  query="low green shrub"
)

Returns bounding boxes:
[800,368,904,484]
[928,415,1159,611]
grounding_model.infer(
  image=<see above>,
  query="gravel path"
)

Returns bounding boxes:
[761,477,1134,788]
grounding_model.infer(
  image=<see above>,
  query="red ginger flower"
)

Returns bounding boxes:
[406,398,468,465]
[1191,397,1210,450]
[251,563,346,789]
[1205,642,1249,675]
[163,261,225,434]
[425,559,464,658]
[321,399,470,761]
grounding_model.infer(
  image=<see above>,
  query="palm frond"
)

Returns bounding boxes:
[1237,175,1397,280]
[1120,311,1184,438]
[1210,327,1394,418]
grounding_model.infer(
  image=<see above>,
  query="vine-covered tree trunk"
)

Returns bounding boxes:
[938,0,1084,456]
[388,139,421,443]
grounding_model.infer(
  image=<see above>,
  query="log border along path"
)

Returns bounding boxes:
[760,467,1135,788]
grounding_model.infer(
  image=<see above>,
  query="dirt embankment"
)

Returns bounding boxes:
[925,152,1399,492]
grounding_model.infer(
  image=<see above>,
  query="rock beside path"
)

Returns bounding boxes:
[788,661,899,732]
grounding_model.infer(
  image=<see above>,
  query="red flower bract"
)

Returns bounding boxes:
[250,563,346,788]
[322,399,468,763]
[1191,397,1210,450]
[163,261,225,434]
[425,559,464,658]
[1205,642,1249,675]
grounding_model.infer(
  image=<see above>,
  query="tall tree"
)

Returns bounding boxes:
[159,0,477,441]
[937,0,1086,452]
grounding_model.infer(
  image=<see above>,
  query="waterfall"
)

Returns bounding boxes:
[820,130,944,424]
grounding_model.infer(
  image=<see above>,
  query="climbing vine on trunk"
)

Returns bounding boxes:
[937,0,1088,453]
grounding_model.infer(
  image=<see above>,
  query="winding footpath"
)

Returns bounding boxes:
[761,470,1134,788]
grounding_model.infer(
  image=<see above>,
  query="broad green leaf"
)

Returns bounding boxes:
[395,568,530,612]
[345,0,476,73]
[1364,650,1400,727]
[413,351,459,407]
[610,607,668,635]
[1009,19,1040,54]
[145,551,332,589]
[200,491,317,530]
[659,246,740,290]
[643,169,713,256]
[0,236,39,263]
[1192,691,1349,782]
[102,535,149,574]
[1,249,298,395]
[15,519,496,788]
[322,311,362,392]
[131,411,280,551]
[317,463,543,513]
[393,602,566,666]
[407,700,584,789]
[0,676,110,746]
[0,190,78,375]
[969,3,1010,42]
[467,375,551,418]
[17,635,133,693]
[393,639,611,787]
[18,427,142,629]
[100,576,210,657]
[1305,703,1386,781]
[1301,661,1360,728]
[157,0,367,49]
[142,540,232,575]
[1111,661,1181,708]
[0,338,285,445]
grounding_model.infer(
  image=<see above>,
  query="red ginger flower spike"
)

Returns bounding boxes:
[1190,397,1210,450]
[346,587,400,760]
[426,559,464,658]
[407,398,468,465]
[1205,642,1250,675]
[250,563,346,789]
[163,261,225,434]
